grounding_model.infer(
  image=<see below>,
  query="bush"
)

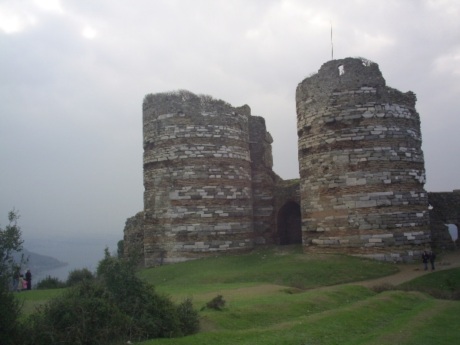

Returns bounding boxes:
[177,298,200,335]
[25,281,130,345]
[0,278,23,345]
[36,276,66,290]
[97,250,186,339]
[24,251,200,344]
[66,268,94,287]
[206,295,226,310]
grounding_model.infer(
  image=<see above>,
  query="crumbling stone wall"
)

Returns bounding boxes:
[428,190,460,250]
[142,91,261,265]
[296,58,430,261]
[124,57,458,266]
[123,211,145,259]
[249,116,280,244]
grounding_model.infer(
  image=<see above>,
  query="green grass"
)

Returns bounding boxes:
[139,246,398,297]
[15,287,66,316]
[399,267,460,292]
[16,247,460,344]
[397,267,460,300]
[141,291,460,345]
[135,247,459,345]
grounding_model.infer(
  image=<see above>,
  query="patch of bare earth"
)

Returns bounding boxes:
[355,250,460,288]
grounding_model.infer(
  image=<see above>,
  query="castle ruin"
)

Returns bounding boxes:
[124,57,459,266]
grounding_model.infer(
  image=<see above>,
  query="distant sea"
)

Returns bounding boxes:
[24,235,120,284]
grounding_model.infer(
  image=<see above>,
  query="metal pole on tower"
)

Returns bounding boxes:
[331,22,334,60]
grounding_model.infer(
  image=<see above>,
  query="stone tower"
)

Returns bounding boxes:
[296,58,430,260]
[142,91,257,265]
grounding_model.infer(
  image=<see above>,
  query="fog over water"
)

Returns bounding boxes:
[26,235,119,283]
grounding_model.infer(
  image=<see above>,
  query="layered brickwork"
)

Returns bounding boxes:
[296,58,430,261]
[143,91,255,265]
[249,116,279,244]
[428,190,460,250]
[123,211,145,259]
[123,58,458,267]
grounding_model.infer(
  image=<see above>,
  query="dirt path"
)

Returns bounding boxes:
[356,250,460,288]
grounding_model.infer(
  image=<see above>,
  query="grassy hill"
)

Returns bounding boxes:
[17,246,460,345]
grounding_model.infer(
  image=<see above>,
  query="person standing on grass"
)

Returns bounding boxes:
[17,274,24,292]
[12,267,20,291]
[422,250,429,271]
[429,251,436,271]
[25,269,32,290]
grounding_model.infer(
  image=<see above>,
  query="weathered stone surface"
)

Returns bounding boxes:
[123,211,144,259]
[428,190,460,250]
[249,116,279,244]
[123,58,458,267]
[142,91,258,265]
[296,58,430,260]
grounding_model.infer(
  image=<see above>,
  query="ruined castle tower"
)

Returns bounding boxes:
[142,91,276,265]
[296,58,430,260]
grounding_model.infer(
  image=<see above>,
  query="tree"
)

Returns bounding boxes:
[117,239,124,258]
[0,210,25,281]
[66,267,95,286]
[0,210,26,345]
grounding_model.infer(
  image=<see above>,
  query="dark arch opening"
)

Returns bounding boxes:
[277,201,302,245]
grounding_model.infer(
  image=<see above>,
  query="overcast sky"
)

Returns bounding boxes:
[1,0,459,245]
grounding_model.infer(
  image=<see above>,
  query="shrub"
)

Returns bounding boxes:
[66,268,94,287]
[36,276,66,290]
[177,298,200,335]
[0,277,23,345]
[23,251,200,344]
[97,250,184,339]
[206,295,226,310]
[26,281,130,345]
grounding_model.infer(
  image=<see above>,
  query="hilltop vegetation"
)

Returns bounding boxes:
[16,246,460,345]
[135,246,460,345]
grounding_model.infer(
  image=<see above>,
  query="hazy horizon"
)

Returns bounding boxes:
[24,234,120,282]
[1,1,459,246]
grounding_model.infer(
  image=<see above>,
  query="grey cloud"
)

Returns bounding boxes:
[1,0,459,247]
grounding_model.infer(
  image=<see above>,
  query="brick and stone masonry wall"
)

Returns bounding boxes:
[123,211,145,259]
[249,116,279,244]
[142,91,255,265]
[296,58,431,261]
[428,190,460,250]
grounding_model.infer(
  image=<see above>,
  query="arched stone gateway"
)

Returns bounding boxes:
[277,201,302,245]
